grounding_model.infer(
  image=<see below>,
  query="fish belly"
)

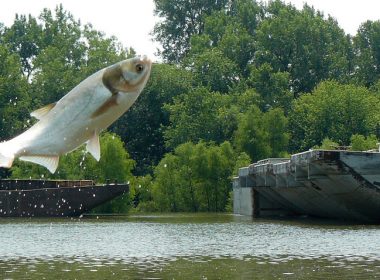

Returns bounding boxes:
[15,91,135,158]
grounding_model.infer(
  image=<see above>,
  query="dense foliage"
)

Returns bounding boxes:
[2,1,380,212]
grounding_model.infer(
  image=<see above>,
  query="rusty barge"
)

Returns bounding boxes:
[0,179,129,217]
[233,150,380,222]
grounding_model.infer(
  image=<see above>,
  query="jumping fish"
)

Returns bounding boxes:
[0,56,152,173]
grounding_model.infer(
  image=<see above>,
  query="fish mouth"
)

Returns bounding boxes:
[137,55,152,65]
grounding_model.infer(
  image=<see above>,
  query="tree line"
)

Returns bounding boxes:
[1,1,380,212]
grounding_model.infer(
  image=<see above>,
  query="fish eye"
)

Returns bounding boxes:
[136,64,144,73]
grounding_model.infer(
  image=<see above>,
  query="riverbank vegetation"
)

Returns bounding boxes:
[1,1,380,212]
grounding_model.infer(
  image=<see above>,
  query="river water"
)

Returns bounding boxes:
[0,214,380,279]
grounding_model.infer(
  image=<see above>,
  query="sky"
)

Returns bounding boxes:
[0,0,380,61]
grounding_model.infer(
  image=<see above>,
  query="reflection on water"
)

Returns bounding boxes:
[2,257,380,279]
[1,214,380,279]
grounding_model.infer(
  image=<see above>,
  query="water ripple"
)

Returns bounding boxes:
[0,214,380,279]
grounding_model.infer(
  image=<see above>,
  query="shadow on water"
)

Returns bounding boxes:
[2,256,380,279]
[246,215,380,229]
[1,212,380,229]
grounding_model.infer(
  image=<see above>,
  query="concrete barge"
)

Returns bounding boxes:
[233,150,380,222]
[0,179,129,217]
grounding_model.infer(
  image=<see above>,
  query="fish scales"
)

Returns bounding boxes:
[0,56,152,173]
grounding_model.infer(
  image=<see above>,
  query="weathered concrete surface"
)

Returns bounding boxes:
[233,178,253,216]
[0,179,129,217]
[233,150,380,222]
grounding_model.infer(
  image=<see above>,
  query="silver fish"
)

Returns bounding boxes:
[0,56,152,173]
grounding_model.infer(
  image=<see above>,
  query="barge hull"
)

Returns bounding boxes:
[0,180,129,217]
[233,150,380,222]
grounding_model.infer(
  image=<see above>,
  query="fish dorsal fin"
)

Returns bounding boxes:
[30,103,56,120]
[86,131,101,161]
[19,155,59,173]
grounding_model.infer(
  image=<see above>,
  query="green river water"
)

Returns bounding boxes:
[0,214,380,279]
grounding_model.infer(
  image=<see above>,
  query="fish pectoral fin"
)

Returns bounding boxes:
[86,131,101,161]
[91,95,119,118]
[30,103,56,120]
[19,155,59,174]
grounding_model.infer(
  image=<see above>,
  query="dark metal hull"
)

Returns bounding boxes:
[233,150,380,222]
[0,179,129,217]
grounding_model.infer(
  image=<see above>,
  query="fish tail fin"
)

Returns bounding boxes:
[0,141,15,169]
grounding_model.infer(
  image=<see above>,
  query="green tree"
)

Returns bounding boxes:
[187,48,239,93]
[153,0,229,63]
[11,132,135,181]
[187,1,261,77]
[110,63,194,174]
[350,134,378,151]
[151,141,238,212]
[2,5,128,108]
[131,175,157,212]
[152,153,179,211]
[233,105,269,161]
[0,44,31,140]
[262,108,289,158]
[234,106,289,161]
[353,20,380,87]
[31,6,127,105]
[289,81,380,151]
[82,25,128,77]
[249,63,292,112]
[164,87,235,149]
[204,141,235,211]
[94,133,135,182]
[313,138,339,150]
[2,14,43,78]
[255,1,351,94]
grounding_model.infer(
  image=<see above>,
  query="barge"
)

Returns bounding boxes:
[233,150,380,222]
[0,179,129,217]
